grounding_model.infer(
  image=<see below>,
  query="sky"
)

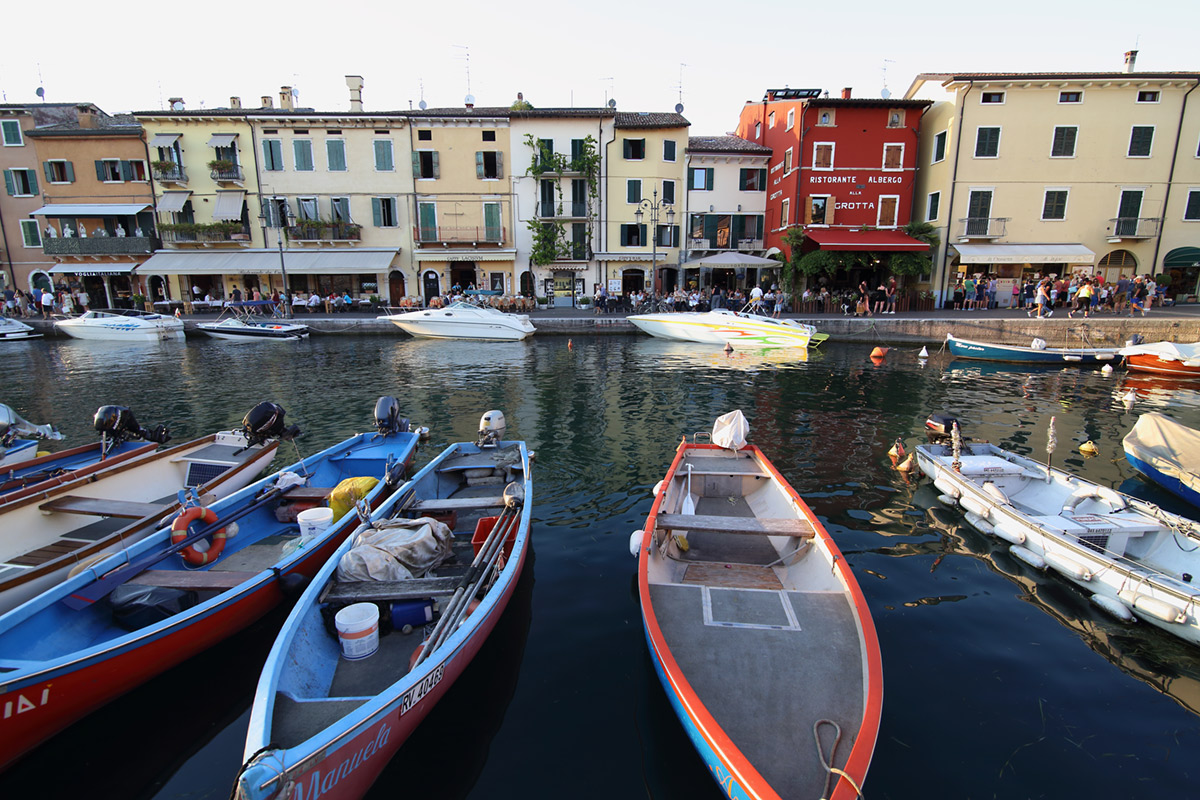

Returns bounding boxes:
[1,0,1198,136]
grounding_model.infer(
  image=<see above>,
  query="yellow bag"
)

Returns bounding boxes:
[329,476,380,522]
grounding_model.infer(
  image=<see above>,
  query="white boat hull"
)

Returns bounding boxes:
[628,310,821,348]
[379,302,535,341]
[56,313,184,341]
[0,319,41,341]
[197,320,309,341]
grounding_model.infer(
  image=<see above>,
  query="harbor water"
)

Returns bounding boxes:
[3,333,1200,799]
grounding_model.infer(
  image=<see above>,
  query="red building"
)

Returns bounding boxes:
[736,88,932,286]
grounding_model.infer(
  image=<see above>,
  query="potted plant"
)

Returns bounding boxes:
[208,158,235,173]
[151,159,176,173]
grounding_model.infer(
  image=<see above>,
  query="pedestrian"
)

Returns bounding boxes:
[1070,279,1093,318]
[1012,280,1022,309]
[773,288,787,318]
[986,276,997,309]
[39,288,54,319]
[963,274,976,310]
[1029,279,1053,319]
[952,279,965,311]
[1130,277,1149,316]
[885,281,897,314]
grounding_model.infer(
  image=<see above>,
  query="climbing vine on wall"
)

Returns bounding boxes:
[523,133,601,266]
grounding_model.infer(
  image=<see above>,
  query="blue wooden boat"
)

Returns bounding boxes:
[946,333,1120,364]
[1124,412,1200,510]
[235,413,531,800]
[0,398,420,770]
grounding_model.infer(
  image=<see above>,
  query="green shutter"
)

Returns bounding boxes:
[371,198,383,227]
[672,225,680,247]
[3,170,13,196]
[120,160,133,181]
[627,181,638,204]
[65,161,75,182]
[43,162,53,182]
[476,151,485,179]
[639,224,647,246]
[26,169,37,195]
[431,151,439,179]
[411,152,421,178]
[706,169,714,190]
[496,151,503,179]
[95,160,105,181]
[327,140,346,171]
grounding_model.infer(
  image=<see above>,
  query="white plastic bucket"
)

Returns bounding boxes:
[297,506,334,544]
[334,602,380,660]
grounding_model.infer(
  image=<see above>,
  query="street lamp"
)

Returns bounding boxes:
[634,188,675,295]
[259,197,295,318]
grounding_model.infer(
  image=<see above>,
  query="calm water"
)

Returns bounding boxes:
[3,334,1200,799]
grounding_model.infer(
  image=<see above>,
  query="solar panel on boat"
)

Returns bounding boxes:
[186,461,230,487]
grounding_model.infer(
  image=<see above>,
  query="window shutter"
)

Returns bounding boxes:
[496,151,503,179]
[95,160,105,181]
[476,151,485,179]
[411,152,421,179]
[65,161,74,182]
[804,198,814,224]
[3,170,13,196]
[827,196,836,224]
[120,160,134,181]
[706,169,714,190]
[671,225,680,247]
[27,169,37,195]
[627,181,639,204]
[431,151,439,179]
[43,162,53,182]
[371,197,383,227]
[623,140,631,159]
[639,224,647,246]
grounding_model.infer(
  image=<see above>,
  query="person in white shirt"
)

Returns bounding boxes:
[749,285,764,314]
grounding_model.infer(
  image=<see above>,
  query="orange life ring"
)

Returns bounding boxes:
[170,506,227,566]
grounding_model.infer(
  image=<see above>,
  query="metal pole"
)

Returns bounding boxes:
[651,189,658,297]
[277,204,291,318]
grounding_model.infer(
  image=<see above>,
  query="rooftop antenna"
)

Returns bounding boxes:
[36,63,45,102]
[672,63,688,113]
[418,77,427,111]
[600,77,614,107]
[452,44,471,98]
[881,58,895,99]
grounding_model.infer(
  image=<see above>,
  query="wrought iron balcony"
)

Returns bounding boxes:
[161,227,251,245]
[210,165,245,183]
[152,165,187,184]
[287,223,362,242]
[414,225,506,245]
[1107,217,1161,240]
[538,201,589,218]
[957,217,1009,239]
[43,236,159,256]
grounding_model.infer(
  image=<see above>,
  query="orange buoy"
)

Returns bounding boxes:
[888,438,905,459]
[724,342,734,353]
[871,346,890,359]
[568,339,573,350]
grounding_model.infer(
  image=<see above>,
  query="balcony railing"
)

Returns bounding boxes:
[957,217,1009,239]
[161,228,251,245]
[531,155,588,175]
[414,225,506,245]
[737,238,763,250]
[558,242,589,261]
[210,165,245,183]
[43,236,159,256]
[152,165,187,184]
[538,201,589,218]
[687,237,763,251]
[287,223,362,242]
[1107,217,1161,239]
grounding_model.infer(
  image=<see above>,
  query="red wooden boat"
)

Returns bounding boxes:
[1120,341,1200,377]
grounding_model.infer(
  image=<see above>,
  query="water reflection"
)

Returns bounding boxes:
[629,337,811,371]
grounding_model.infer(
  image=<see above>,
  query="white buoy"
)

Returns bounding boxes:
[629,530,643,557]
[1091,593,1135,622]
[1101,364,1114,375]
[918,346,929,359]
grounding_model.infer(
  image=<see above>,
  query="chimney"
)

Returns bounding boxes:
[76,106,97,128]
[841,87,852,99]
[230,96,242,109]
[1124,49,1139,73]
[167,96,185,111]
[261,95,273,109]
[346,75,364,112]
[280,86,294,111]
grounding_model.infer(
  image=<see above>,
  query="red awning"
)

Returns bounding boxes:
[804,229,930,251]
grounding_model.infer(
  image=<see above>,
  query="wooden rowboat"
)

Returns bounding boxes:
[947,333,1120,364]
[637,423,882,799]
[1119,341,1200,377]
[235,427,531,800]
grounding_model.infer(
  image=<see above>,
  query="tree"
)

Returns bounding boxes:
[888,221,940,278]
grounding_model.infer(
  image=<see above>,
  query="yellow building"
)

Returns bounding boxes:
[907,58,1200,303]
[599,112,688,295]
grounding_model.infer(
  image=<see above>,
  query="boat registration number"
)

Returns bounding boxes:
[399,663,445,716]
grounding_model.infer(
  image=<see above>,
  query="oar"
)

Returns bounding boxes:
[63,483,292,609]
[681,464,697,516]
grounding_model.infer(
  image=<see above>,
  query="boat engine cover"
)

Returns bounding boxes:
[926,413,961,437]
[478,410,506,445]
[242,402,299,446]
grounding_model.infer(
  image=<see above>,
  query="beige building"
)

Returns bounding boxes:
[1,104,67,293]
[907,57,1200,304]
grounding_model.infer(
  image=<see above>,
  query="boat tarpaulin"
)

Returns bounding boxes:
[1124,413,1200,498]
[1118,341,1200,365]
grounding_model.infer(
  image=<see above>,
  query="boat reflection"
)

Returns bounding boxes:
[630,338,811,371]
[1117,373,1200,408]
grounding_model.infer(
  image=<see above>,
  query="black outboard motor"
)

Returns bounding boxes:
[241,402,300,449]
[94,405,171,456]
[925,412,962,443]
[373,396,410,436]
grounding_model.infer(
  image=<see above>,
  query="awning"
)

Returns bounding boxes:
[594,252,662,262]
[548,263,589,271]
[805,229,931,251]
[207,133,238,148]
[137,249,398,276]
[148,133,180,148]
[212,191,246,221]
[32,203,150,217]
[413,250,516,262]
[1164,247,1200,269]
[49,264,136,275]
[953,243,1095,265]
[157,191,192,214]
[685,251,778,267]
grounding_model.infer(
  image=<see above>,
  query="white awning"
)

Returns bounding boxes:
[49,264,136,275]
[157,191,191,214]
[32,203,150,217]
[953,243,1095,265]
[137,250,398,276]
[594,252,663,262]
[212,191,246,221]
[413,250,516,262]
[207,133,238,148]
[148,133,180,148]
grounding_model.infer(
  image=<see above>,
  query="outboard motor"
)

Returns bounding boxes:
[373,396,410,436]
[242,402,300,449]
[925,412,962,443]
[477,410,507,447]
[0,404,62,448]
[1126,333,1144,348]
[94,405,171,455]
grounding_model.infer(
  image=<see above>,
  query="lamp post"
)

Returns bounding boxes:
[259,198,295,318]
[634,187,675,295]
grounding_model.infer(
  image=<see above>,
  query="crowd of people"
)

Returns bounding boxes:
[3,286,90,319]
[593,285,789,317]
[1020,274,1164,319]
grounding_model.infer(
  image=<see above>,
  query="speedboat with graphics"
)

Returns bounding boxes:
[378,301,535,341]
[197,301,310,342]
[55,308,185,341]
[628,308,827,349]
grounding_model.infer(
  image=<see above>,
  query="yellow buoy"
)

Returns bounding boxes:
[895,453,916,472]
[1080,441,1099,456]
[887,438,906,459]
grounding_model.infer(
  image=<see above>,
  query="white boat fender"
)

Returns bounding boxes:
[652,479,664,497]
[1101,364,1115,375]
[959,494,992,519]
[629,530,643,558]
[937,494,958,507]
[933,476,960,499]
[981,482,1011,505]
[1062,485,1127,516]
[1043,551,1093,582]
[1091,593,1136,622]
[992,519,1027,545]
[963,511,994,535]
[1118,589,1188,624]
[1010,545,1047,570]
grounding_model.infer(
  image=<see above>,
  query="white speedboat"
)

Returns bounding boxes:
[197,318,309,342]
[378,301,535,341]
[628,309,827,349]
[55,309,184,341]
[0,317,41,341]
[916,439,1200,647]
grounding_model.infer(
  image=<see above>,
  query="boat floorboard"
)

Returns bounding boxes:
[676,497,779,565]
[211,533,295,573]
[10,539,89,567]
[648,582,864,799]
[328,624,424,700]
[681,563,783,590]
[272,694,369,751]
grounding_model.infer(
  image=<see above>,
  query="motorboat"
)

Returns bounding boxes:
[636,411,881,799]
[916,437,1200,647]
[628,308,827,348]
[0,397,421,770]
[946,333,1120,364]
[196,302,309,341]
[55,309,185,341]
[1119,340,1200,377]
[0,405,63,469]
[378,301,535,341]
[235,411,531,800]
[0,403,290,614]
[0,317,41,341]
[1123,413,1200,510]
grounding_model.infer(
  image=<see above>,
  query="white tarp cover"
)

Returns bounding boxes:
[712,410,749,450]
[336,517,454,582]
[1124,413,1200,498]
[1119,341,1200,366]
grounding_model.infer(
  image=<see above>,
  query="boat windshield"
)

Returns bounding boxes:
[83,309,155,319]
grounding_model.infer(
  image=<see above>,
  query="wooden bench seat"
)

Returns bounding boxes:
[411,496,506,512]
[678,470,772,479]
[38,495,170,519]
[125,569,260,591]
[656,513,816,538]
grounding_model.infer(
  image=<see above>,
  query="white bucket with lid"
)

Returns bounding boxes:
[334,602,380,660]
[297,506,334,544]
